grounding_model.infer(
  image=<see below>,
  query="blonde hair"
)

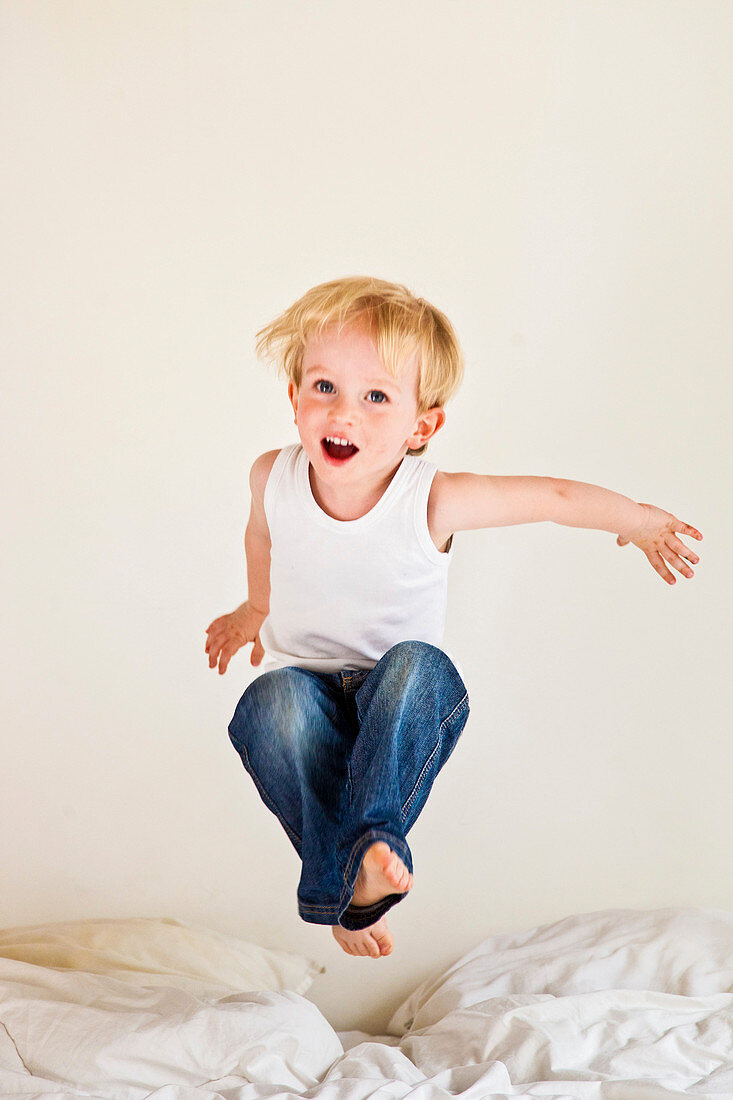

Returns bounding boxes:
[254,275,465,455]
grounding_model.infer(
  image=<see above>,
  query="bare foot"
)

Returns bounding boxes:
[332,916,394,957]
[351,841,413,908]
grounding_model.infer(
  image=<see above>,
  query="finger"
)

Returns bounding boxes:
[251,635,265,666]
[208,637,225,667]
[218,643,238,674]
[660,544,695,579]
[649,549,676,584]
[675,521,703,541]
[206,626,228,658]
[668,534,700,565]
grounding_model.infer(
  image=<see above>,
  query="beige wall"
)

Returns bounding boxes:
[2,1,730,1033]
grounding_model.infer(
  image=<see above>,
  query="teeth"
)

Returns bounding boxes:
[325,436,354,447]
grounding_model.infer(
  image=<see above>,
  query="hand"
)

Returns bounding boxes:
[204,602,267,674]
[616,503,703,585]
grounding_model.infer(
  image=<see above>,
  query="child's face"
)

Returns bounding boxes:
[288,322,444,487]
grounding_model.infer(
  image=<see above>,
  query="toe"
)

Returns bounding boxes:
[376,934,393,956]
[372,920,394,957]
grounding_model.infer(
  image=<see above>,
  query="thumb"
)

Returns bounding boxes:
[251,634,265,666]
[616,534,629,547]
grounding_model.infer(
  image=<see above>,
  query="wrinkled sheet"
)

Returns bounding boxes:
[1,908,732,1099]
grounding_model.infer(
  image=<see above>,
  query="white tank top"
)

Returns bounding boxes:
[256,443,460,677]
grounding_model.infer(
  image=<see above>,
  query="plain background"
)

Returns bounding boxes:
[2,1,731,1033]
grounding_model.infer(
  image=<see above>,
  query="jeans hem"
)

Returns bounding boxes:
[297,828,412,929]
[337,889,410,930]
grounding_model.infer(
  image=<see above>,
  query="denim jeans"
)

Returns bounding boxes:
[227,640,470,931]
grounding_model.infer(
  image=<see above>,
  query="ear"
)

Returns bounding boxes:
[406,406,445,450]
[288,380,298,423]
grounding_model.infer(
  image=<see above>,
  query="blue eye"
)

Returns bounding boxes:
[315,380,333,393]
[368,391,388,404]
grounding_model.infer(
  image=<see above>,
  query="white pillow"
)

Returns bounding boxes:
[389,906,733,1033]
[0,976,342,1092]
[0,916,323,998]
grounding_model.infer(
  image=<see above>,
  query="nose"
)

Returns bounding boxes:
[330,391,358,426]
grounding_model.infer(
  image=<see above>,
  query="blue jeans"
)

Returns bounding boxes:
[227,641,470,931]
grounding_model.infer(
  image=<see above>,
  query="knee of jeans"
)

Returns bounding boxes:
[227,668,322,757]
[379,640,460,696]
[228,669,292,749]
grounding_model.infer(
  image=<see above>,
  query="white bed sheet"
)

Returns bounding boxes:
[1,907,732,1099]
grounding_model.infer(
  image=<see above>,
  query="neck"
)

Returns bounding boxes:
[308,454,406,521]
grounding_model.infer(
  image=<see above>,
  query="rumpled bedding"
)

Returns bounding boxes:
[1,908,732,1099]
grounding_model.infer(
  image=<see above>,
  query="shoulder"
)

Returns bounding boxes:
[426,467,486,547]
[426,469,451,519]
[247,449,283,539]
[249,449,283,496]
[426,469,455,553]
[249,449,283,509]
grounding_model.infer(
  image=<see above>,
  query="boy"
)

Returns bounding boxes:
[205,276,702,960]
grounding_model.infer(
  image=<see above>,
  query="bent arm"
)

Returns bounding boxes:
[243,450,277,615]
[244,520,271,615]
[204,450,278,673]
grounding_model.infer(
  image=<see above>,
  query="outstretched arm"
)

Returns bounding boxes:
[430,472,703,585]
[552,479,703,585]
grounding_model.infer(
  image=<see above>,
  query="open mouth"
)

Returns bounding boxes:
[321,437,359,462]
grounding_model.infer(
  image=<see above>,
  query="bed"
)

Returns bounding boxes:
[0,906,731,1098]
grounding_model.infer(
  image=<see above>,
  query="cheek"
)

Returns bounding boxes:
[302,409,327,439]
